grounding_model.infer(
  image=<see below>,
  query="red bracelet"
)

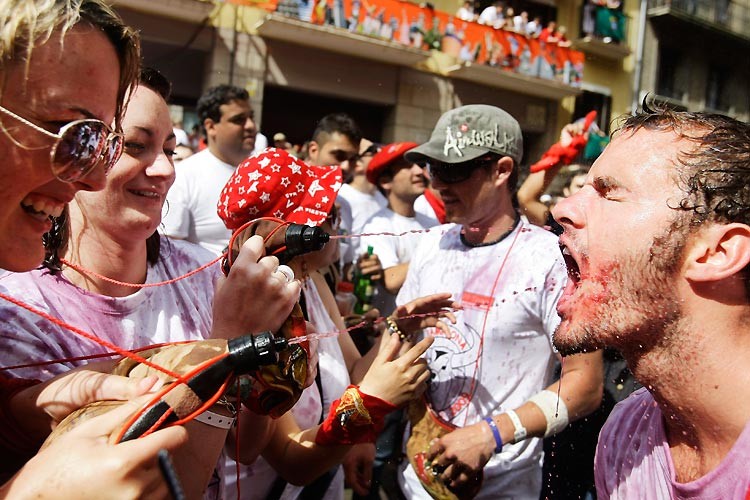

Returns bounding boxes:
[315,385,396,446]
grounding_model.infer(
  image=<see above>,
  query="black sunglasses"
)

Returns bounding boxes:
[356,144,381,162]
[426,157,495,185]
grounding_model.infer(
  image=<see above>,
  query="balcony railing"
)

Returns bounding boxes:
[256,0,585,90]
[648,0,750,40]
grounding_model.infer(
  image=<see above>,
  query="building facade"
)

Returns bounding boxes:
[112,0,746,172]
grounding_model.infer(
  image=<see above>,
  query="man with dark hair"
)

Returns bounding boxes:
[396,104,602,498]
[337,138,387,271]
[552,106,750,497]
[306,112,363,272]
[307,112,362,179]
[163,84,257,255]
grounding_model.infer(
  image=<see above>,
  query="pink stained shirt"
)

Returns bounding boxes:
[595,387,750,499]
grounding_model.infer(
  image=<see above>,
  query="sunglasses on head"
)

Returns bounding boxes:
[0,104,123,183]
[356,144,380,162]
[426,156,496,185]
[331,149,359,166]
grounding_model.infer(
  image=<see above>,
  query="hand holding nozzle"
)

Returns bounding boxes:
[119,332,290,442]
[222,222,331,275]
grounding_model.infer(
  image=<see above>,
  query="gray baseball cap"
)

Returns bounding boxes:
[405,104,523,165]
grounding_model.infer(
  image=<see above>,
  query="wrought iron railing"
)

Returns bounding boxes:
[648,0,750,39]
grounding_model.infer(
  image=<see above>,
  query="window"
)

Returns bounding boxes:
[657,45,682,100]
[706,64,729,112]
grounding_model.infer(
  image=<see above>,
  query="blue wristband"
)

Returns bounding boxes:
[484,416,503,453]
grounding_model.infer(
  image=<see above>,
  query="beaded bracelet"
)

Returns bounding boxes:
[385,316,408,341]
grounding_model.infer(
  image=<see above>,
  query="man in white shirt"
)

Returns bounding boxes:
[396,105,603,499]
[162,85,257,255]
[477,1,504,28]
[358,142,436,315]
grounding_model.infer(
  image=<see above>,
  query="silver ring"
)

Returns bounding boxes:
[276,265,295,283]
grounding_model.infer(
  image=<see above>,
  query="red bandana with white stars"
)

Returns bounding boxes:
[218,148,343,229]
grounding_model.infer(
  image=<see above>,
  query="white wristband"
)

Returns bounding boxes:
[505,409,527,443]
[193,409,236,430]
[528,390,569,438]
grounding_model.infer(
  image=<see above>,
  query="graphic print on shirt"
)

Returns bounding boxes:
[425,260,503,423]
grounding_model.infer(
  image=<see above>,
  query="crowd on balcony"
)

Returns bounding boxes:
[274,0,585,87]
[456,1,572,47]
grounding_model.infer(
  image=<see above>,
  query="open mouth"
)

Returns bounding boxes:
[20,195,64,221]
[560,244,581,285]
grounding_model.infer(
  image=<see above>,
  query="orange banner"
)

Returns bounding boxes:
[269,0,583,86]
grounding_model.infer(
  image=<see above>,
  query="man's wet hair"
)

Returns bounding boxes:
[619,98,750,296]
[311,112,362,147]
[619,99,750,229]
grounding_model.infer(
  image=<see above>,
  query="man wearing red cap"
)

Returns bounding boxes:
[358,141,437,315]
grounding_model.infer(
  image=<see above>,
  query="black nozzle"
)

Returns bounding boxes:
[227,331,289,374]
[119,332,290,442]
[279,224,330,264]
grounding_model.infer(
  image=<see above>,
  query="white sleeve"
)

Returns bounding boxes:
[395,235,429,307]
[337,195,355,265]
[162,170,192,240]
[360,217,399,269]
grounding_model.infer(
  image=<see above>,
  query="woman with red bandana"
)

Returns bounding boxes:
[216,148,457,499]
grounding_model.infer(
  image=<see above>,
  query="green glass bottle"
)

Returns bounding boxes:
[354,245,375,314]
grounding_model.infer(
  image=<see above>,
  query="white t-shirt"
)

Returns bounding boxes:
[0,237,218,380]
[162,149,236,256]
[396,220,566,499]
[253,132,268,154]
[478,6,502,27]
[336,183,387,264]
[359,208,436,315]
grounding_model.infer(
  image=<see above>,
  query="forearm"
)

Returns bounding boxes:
[262,422,350,485]
[487,350,603,447]
[6,380,51,445]
[349,340,379,385]
[382,263,409,295]
[545,350,603,420]
[517,165,563,227]
[226,409,274,465]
